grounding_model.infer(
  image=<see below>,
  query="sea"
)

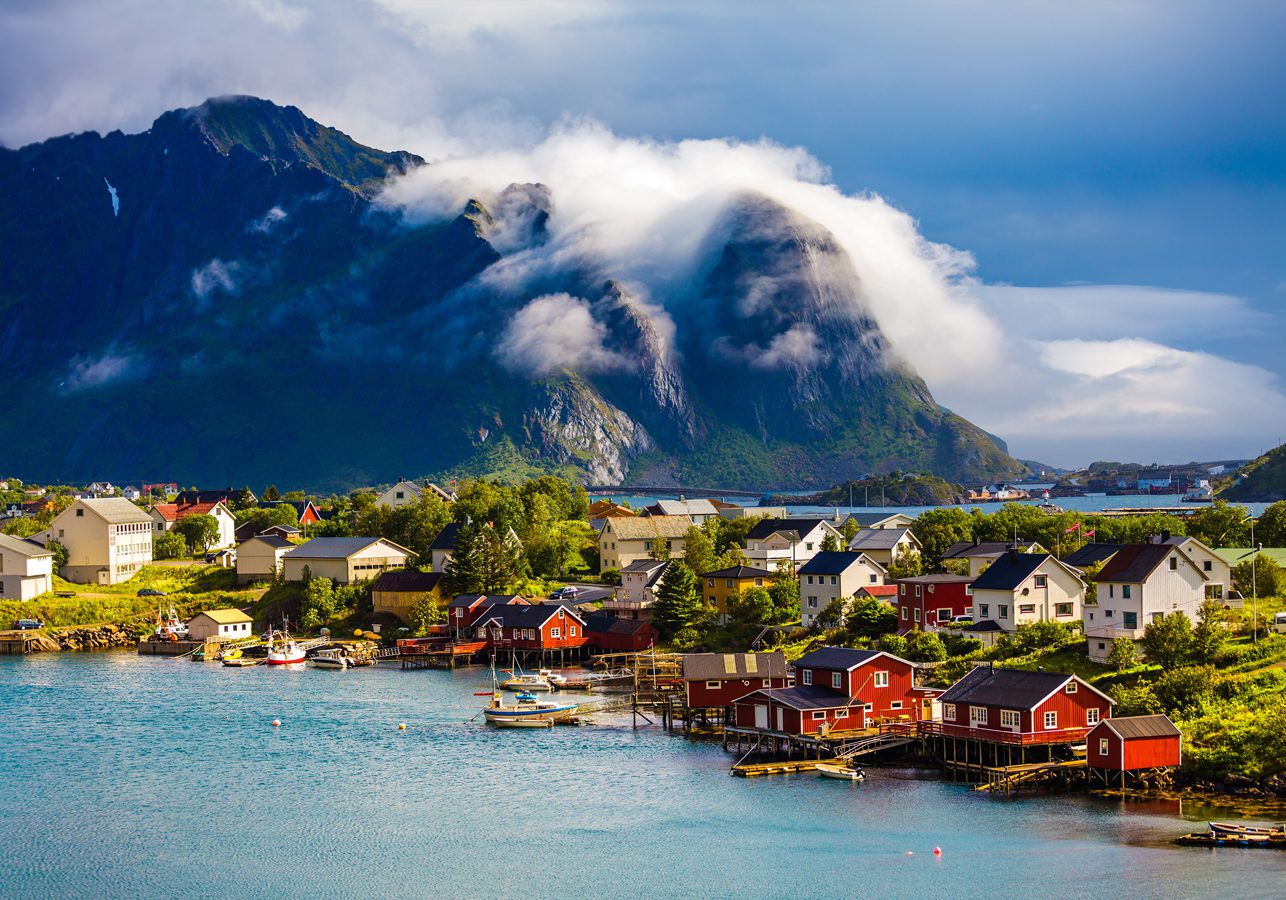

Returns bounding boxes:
[1,653,1283,899]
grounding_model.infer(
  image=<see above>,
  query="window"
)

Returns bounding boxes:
[761,679,770,687]
[1123,585,1132,599]
[805,543,814,551]
[569,626,577,637]
[937,608,951,621]
[915,585,922,597]
[914,608,921,622]
[1000,709,1020,729]
[1108,585,1114,598]
[1097,642,1106,650]
[808,596,818,609]
[873,671,889,688]
[831,672,842,689]
[1035,574,1047,587]
[550,627,561,639]
[707,579,714,588]
[979,604,989,617]
[890,701,902,710]
[812,711,827,721]
[705,680,721,689]
[900,584,906,595]
[709,595,716,604]
[1019,604,1035,615]
[1203,560,1212,572]
[830,576,838,586]
[754,578,763,587]
[802,670,813,686]
[970,706,988,726]
[395,491,404,500]
[806,575,813,585]
[644,541,652,551]
[868,574,876,584]
[901,608,908,620]
[726,579,734,588]
[1044,711,1058,729]
[1086,708,1100,725]
[1105,609,1114,618]
[1054,602,1072,617]
[76,509,84,517]
[1065,682,1077,694]
[1099,738,1110,755]
[1169,557,1177,570]
[999,605,1009,619]
[943,703,956,721]
[1123,611,1138,629]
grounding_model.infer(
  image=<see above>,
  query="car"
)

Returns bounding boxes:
[54,591,75,598]
[949,615,974,624]
[137,588,168,597]
[549,586,580,600]
[14,619,44,630]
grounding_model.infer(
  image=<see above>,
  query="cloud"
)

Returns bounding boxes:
[496,293,627,377]
[249,206,287,233]
[62,352,139,392]
[714,323,828,371]
[191,258,241,301]
[241,0,309,32]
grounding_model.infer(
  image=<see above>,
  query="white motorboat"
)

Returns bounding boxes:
[308,650,352,669]
[816,762,866,781]
[500,670,557,692]
[481,692,577,727]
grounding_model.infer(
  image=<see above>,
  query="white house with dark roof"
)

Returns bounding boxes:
[965,550,1085,645]
[941,539,1047,577]
[607,558,671,620]
[797,551,888,628]
[281,537,414,584]
[846,527,921,568]
[235,534,294,585]
[0,533,54,600]
[1083,543,1207,663]
[742,518,842,570]
[1159,534,1230,602]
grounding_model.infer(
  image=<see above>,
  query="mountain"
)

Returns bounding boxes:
[1220,445,1286,501]
[0,96,1025,491]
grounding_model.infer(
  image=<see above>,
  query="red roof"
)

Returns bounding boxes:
[154,501,223,521]
[862,585,898,597]
[152,503,179,522]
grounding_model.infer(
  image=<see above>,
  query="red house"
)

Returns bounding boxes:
[733,647,929,736]
[683,652,790,709]
[933,665,1114,745]
[895,574,973,629]
[448,594,528,633]
[584,613,656,652]
[476,604,588,652]
[1087,714,1181,772]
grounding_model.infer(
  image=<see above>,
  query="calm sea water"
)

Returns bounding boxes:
[1,654,1283,899]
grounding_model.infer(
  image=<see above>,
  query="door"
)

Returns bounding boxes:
[775,707,785,732]
[754,704,768,729]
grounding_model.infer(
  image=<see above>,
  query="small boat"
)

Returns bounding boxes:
[1209,821,1285,837]
[153,605,189,640]
[816,762,866,781]
[308,650,352,669]
[265,625,305,665]
[500,670,557,692]
[481,692,577,727]
[222,657,262,668]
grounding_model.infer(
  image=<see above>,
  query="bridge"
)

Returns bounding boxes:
[586,485,764,499]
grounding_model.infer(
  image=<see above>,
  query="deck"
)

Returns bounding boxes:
[399,640,488,669]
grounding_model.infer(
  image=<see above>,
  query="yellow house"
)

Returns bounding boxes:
[35,497,153,585]
[282,537,414,584]
[370,570,445,623]
[187,608,254,642]
[700,565,775,620]
[598,515,691,571]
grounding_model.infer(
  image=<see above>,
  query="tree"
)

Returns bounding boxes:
[820,532,840,552]
[1253,501,1286,548]
[1080,561,1103,606]
[300,577,336,631]
[729,586,775,626]
[887,546,922,580]
[1107,636,1137,672]
[1191,599,1228,663]
[1152,664,1218,715]
[407,594,446,636]
[174,514,219,552]
[910,507,974,568]
[153,530,188,560]
[444,524,521,594]
[878,633,909,656]
[904,630,947,662]
[649,535,671,561]
[845,597,898,639]
[840,518,861,543]
[46,539,68,573]
[1188,500,1252,547]
[1232,554,1285,599]
[1140,611,1194,668]
[812,596,848,631]
[261,485,282,502]
[766,573,800,623]
[651,561,703,639]
[683,525,718,575]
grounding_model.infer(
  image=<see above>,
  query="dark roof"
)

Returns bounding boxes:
[942,540,1040,560]
[479,604,584,629]
[1062,543,1124,568]
[174,487,253,505]
[798,552,871,576]
[448,593,488,609]
[738,685,852,711]
[1097,714,1180,740]
[938,666,1079,708]
[969,551,1051,592]
[847,528,914,551]
[745,518,829,541]
[429,522,463,551]
[964,620,1003,632]
[369,570,443,593]
[683,652,788,681]
[895,574,974,585]
[794,647,882,671]
[585,614,654,636]
[1096,544,1196,584]
[239,534,293,550]
[700,565,775,579]
[620,558,668,574]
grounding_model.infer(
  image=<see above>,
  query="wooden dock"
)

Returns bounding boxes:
[732,758,843,777]
[399,640,488,669]
[0,630,50,655]
[137,638,204,656]
[974,758,1088,793]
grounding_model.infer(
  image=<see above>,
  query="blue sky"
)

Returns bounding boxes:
[2,0,1283,465]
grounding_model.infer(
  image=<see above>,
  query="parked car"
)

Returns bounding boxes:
[14,618,44,630]
[137,588,167,597]
[1274,611,1286,635]
[549,586,580,600]
[950,614,974,623]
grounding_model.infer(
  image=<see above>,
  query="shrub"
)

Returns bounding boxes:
[1152,665,1218,715]
[153,531,188,560]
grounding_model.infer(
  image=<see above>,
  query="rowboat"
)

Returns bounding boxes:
[816,762,866,781]
[1209,821,1285,837]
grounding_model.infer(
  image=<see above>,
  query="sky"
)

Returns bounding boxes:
[2,0,1284,468]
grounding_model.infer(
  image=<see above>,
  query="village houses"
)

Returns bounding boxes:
[1083,543,1207,663]
[797,551,888,628]
[149,499,238,549]
[935,665,1113,745]
[35,497,153,585]
[741,518,843,571]
[700,564,775,621]
[940,539,1047,577]
[598,514,691,571]
[606,558,670,620]
[895,573,974,630]
[281,537,414,584]
[845,526,921,568]
[964,550,1085,646]
[0,533,54,600]
[375,479,457,509]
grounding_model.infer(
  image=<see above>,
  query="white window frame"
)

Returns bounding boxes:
[943,703,956,721]
[550,627,561,639]
[873,671,889,688]
[1086,708,1100,726]
[801,670,812,686]
[1098,737,1109,755]
[831,672,842,689]
[1044,711,1058,730]
[969,706,988,726]
[811,711,827,721]
[889,701,902,710]
[1000,709,1020,729]
[1065,681,1077,694]
[705,680,721,690]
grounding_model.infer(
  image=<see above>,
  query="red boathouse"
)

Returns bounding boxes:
[1086,714,1182,787]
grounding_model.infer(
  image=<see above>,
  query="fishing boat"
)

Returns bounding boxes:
[481,691,577,727]
[265,626,305,665]
[816,762,866,781]
[153,605,189,640]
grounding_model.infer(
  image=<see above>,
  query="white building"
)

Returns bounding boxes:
[742,518,843,571]
[797,551,888,628]
[606,558,670,620]
[281,537,414,584]
[375,480,457,510]
[965,550,1085,646]
[0,533,54,601]
[35,497,153,585]
[1084,543,1207,663]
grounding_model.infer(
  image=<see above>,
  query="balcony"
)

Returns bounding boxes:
[1084,625,1143,641]
[917,720,1091,746]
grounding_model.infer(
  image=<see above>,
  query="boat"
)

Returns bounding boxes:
[499,669,558,692]
[265,625,305,665]
[308,650,353,669]
[1209,821,1285,837]
[481,691,577,727]
[153,605,189,641]
[222,657,262,668]
[220,647,242,661]
[816,762,866,781]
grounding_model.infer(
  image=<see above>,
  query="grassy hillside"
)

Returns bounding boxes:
[1221,443,1286,501]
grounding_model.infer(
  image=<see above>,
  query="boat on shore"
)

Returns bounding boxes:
[481,691,577,727]
[816,762,866,782]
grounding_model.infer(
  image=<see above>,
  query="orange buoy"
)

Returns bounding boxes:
[398,723,407,730]
[271,719,281,727]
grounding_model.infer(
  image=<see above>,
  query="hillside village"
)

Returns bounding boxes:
[2,475,1285,792]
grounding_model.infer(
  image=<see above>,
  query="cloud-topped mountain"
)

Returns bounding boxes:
[0,96,1023,489]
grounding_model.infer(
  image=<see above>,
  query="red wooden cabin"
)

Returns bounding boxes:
[682,652,790,708]
[733,647,929,736]
[584,614,656,652]
[476,604,588,651]
[448,594,528,632]
[931,664,1113,745]
[894,574,973,629]
[1087,715,1181,770]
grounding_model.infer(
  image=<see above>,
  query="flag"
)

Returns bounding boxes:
[1084,529,1095,538]
[1064,522,1080,534]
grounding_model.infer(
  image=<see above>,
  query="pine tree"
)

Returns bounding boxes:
[444,523,518,594]
[651,561,702,639]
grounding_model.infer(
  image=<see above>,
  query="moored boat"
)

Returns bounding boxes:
[816,762,866,781]
[308,650,351,669]
[265,626,305,665]
[481,691,577,727]
[500,669,557,692]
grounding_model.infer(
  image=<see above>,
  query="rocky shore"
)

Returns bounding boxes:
[28,623,149,653]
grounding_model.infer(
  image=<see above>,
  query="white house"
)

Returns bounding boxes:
[282,537,414,584]
[147,500,237,549]
[846,527,921,568]
[965,550,1085,646]
[0,533,54,601]
[797,551,888,628]
[376,480,457,510]
[1160,534,1231,602]
[187,608,254,642]
[646,499,719,525]
[235,535,293,585]
[742,518,843,571]
[35,497,154,585]
[606,558,670,620]
[1084,543,1207,663]
[598,515,692,571]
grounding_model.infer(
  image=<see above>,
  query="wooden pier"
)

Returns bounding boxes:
[0,630,50,655]
[399,640,488,669]
[732,758,843,777]
[137,638,205,656]
[974,758,1088,794]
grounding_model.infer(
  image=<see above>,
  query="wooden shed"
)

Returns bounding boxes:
[187,608,253,642]
[1087,714,1181,774]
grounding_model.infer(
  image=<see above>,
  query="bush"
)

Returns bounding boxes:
[1152,665,1218,715]
[1111,682,1162,716]
[153,531,188,560]
[877,634,909,656]
[904,631,947,662]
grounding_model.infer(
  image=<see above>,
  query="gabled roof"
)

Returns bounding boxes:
[601,514,692,541]
[745,518,831,542]
[965,619,1004,632]
[1097,544,1205,584]
[737,685,852,711]
[585,613,655,637]
[941,540,1043,560]
[683,651,788,681]
[970,551,1057,592]
[1093,714,1180,740]
[284,537,413,559]
[479,604,585,629]
[794,646,901,671]
[369,570,443,593]
[845,512,914,528]
[239,535,294,550]
[174,487,254,506]
[74,497,152,525]
[587,500,635,518]
[895,574,973,585]
[0,533,53,558]
[858,584,898,597]
[699,565,775,579]
[189,608,252,625]
[798,551,879,576]
[847,528,918,552]
[429,522,462,552]
[1062,543,1123,568]
[938,665,1113,709]
[151,503,179,522]
[650,498,718,517]
[620,558,669,574]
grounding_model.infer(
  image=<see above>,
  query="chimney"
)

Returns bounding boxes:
[973,537,980,547]
[1161,529,1171,543]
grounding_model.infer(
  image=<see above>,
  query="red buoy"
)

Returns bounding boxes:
[933,847,942,857]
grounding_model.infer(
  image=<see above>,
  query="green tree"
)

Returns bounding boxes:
[300,577,336,631]
[812,596,848,631]
[904,630,947,662]
[649,535,671,561]
[1152,664,1218,715]
[174,514,219,552]
[820,532,840,552]
[910,507,974,568]
[1140,611,1194,668]
[878,633,909,656]
[444,524,521,594]
[153,530,188,560]
[1253,501,1286,548]
[46,538,68,572]
[1191,599,1228,662]
[683,525,718,575]
[841,517,861,543]
[1232,554,1285,598]
[1111,682,1162,716]
[845,597,898,639]
[406,594,446,636]
[729,586,775,626]
[887,545,922,580]
[651,561,703,639]
[261,485,282,502]
[766,573,800,623]
[1107,636,1137,672]
[1188,500,1252,547]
